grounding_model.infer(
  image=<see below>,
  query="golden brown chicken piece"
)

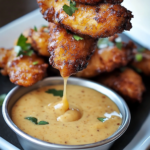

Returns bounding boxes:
[0,48,48,87]
[74,0,123,5]
[28,27,50,56]
[76,41,135,78]
[99,68,145,102]
[37,0,133,38]
[48,23,97,77]
[132,49,150,76]
[0,48,12,75]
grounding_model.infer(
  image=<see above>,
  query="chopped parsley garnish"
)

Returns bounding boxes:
[42,25,48,28]
[67,30,83,41]
[135,53,143,62]
[97,38,114,49]
[137,47,145,53]
[46,89,63,97]
[0,94,6,106]
[38,121,49,125]
[97,117,106,122]
[33,61,38,65]
[25,117,49,125]
[14,34,34,57]
[73,35,83,41]
[34,26,38,32]
[134,47,145,62]
[97,37,122,50]
[63,1,78,16]
[115,37,122,50]
[25,117,38,124]
[116,42,122,50]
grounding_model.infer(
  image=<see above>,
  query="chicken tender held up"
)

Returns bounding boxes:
[74,0,123,5]
[37,0,133,38]
[0,48,48,87]
[99,68,145,102]
[76,38,135,78]
[28,26,50,56]
[132,49,150,76]
[48,23,97,77]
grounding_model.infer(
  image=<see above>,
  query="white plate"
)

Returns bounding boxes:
[0,9,47,48]
[122,0,150,49]
[124,115,150,150]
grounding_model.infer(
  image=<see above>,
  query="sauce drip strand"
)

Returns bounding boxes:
[52,77,81,122]
[62,77,69,111]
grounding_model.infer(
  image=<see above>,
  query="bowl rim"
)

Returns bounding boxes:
[2,77,131,149]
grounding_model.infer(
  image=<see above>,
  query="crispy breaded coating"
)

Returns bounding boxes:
[48,23,97,77]
[0,48,48,87]
[132,49,150,76]
[74,0,123,5]
[99,68,145,102]
[76,41,135,78]
[28,27,50,56]
[0,48,12,75]
[37,0,133,38]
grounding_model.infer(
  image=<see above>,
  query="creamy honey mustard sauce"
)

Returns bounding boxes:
[11,84,122,145]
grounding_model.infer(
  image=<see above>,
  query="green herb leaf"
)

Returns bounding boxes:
[97,117,106,122]
[114,37,122,50]
[63,1,78,16]
[17,34,29,50]
[42,25,48,28]
[38,121,49,125]
[25,117,38,124]
[137,48,145,53]
[25,117,49,125]
[15,34,34,57]
[97,38,114,49]
[135,53,143,62]
[15,46,33,57]
[116,42,122,50]
[46,89,63,97]
[0,94,7,106]
[34,26,38,32]
[73,35,84,41]
[33,61,38,65]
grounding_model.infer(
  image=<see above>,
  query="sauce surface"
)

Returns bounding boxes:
[11,85,122,145]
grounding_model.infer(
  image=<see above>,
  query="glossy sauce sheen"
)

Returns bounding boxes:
[11,84,122,145]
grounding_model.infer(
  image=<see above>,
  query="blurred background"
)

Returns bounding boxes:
[0,0,38,27]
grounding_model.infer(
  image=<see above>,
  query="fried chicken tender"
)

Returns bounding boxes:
[0,48,12,75]
[132,49,150,76]
[48,23,97,77]
[99,68,145,102]
[0,48,48,87]
[76,41,135,78]
[28,27,50,56]
[74,0,123,5]
[37,0,133,38]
